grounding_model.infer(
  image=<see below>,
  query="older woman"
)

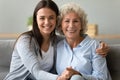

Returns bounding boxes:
[56,3,111,80]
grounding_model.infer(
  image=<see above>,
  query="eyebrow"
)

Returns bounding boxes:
[37,14,55,17]
[64,18,80,20]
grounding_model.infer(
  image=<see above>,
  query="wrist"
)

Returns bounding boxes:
[57,76,63,80]
[56,76,60,80]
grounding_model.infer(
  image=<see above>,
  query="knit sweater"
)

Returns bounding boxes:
[4,34,63,80]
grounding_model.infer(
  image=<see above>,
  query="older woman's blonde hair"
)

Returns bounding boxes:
[57,2,88,36]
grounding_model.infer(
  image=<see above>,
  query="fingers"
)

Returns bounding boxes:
[61,66,75,79]
[57,75,68,80]
[60,66,81,80]
[100,41,109,49]
[66,67,80,75]
[96,41,110,56]
[66,66,72,70]
[96,47,109,54]
[101,54,107,57]
[100,42,104,49]
[96,48,109,56]
[60,68,72,79]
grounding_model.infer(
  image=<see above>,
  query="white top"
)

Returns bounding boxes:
[38,42,54,71]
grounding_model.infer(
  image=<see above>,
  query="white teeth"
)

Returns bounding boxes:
[44,26,51,28]
[67,29,76,33]
[44,26,50,27]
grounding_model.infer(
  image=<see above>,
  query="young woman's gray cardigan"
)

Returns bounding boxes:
[4,34,63,80]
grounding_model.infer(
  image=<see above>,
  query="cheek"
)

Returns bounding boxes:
[53,20,57,26]
[37,22,41,29]
[61,24,66,31]
[37,19,43,26]
[61,27,66,34]
[61,22,66,30]
[79,26,82,30]
[77,23,82,30]
[36,16,43,25]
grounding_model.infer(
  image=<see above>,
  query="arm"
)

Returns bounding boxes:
[16,35,58,80]
[61,43,109,80]
[81,41,110,80]
[81,56,109,80]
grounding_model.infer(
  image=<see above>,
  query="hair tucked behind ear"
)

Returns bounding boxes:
[31,0,59,58]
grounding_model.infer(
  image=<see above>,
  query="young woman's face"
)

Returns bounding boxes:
[36,8,57,36]
[61,12,81,39]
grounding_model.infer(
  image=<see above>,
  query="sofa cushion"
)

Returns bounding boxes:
[0,39,15,66]
[0,66,9,79]
[106,44,120,80]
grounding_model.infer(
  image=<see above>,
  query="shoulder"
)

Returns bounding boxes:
[84,35,99,46]
[17,33,31,43]
[83,35,102,57]
[57,39,65,49]
[56,35,65,43]
[19,31,33,39]
[15,32,36,46]
[80,35,100,52]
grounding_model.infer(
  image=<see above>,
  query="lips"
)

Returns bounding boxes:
[43,25,52,29]
[67,29,76,33]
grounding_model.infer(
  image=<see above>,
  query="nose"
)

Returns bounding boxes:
[69,21,74,28]
[44,18,50,25]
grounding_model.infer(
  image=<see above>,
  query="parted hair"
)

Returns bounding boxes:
[21,0,59,58]
[32,0,59,57]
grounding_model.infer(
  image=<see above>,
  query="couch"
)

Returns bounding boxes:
[0,39,15,80]
[106,44,120,80]
[0,39,120,80]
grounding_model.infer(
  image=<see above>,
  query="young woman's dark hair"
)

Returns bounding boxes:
[25,0,59,57]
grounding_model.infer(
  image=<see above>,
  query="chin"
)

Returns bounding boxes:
[66,36,74,39]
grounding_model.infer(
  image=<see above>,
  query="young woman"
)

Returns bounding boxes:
[56,3,111,80]
[4,0,109,80]
[4,0,59,80]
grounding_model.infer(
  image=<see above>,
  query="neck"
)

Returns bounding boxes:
[43,34,51,44]
[66,36,83,49]
[41,34,51,52]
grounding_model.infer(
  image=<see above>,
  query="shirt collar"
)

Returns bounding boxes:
[63,34,90,48]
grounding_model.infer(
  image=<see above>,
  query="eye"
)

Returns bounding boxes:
[73,19,80,22]
[64,20,69,22]
[39,17,44,20]
[49,16,54,20]
[73,20,79,22]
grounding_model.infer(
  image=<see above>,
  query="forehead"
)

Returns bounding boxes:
[37,7,56,16]
[63,12,79,19]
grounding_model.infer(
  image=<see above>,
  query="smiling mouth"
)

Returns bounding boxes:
[44,25,52,29]
[67,29,76,33]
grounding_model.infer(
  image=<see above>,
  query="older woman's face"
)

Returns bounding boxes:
[61,12,81,39]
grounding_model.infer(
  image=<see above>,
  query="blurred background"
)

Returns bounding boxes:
[0,0,120,43]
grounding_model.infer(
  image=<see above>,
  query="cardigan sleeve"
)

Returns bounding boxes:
[16,34,58,80]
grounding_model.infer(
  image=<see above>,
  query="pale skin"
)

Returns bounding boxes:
[36,7,109,80]
[57,12,109,80]
[96,42,109,57]
[57,12,84,80]
[36,8,57,52]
